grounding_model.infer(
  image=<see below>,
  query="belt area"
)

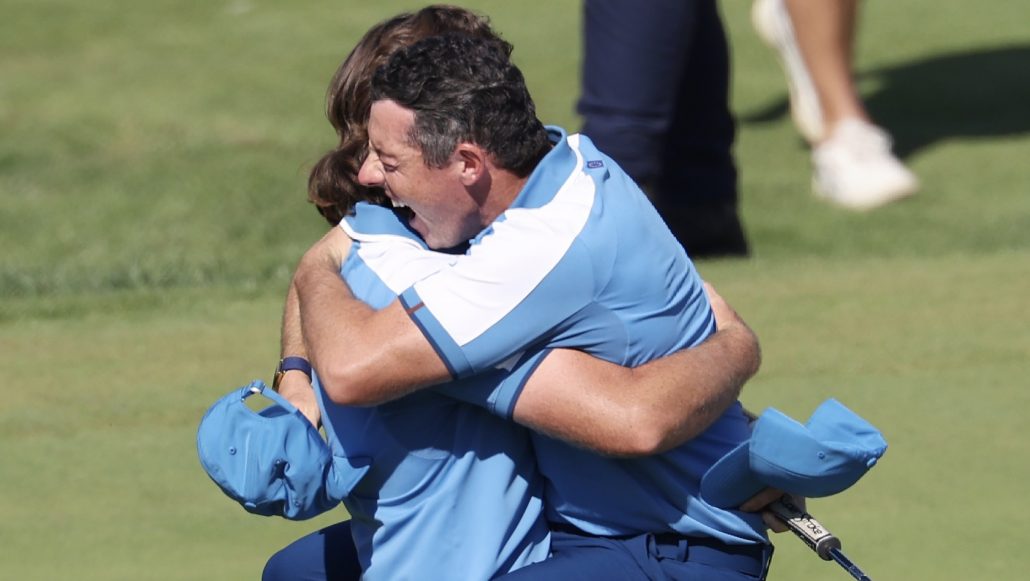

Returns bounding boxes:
[652,532,772,578]
[550,523,773,579]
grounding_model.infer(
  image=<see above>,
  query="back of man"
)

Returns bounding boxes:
[313,208,550,579]
[515,131,764,543]
[398,127,766,545]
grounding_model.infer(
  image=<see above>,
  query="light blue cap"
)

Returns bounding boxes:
[196,380,370,520]
[701,398,887,508]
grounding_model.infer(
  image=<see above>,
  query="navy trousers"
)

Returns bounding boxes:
[579,0,748,256]
[580,0,738,205]
[498,529,773,581]
[262,520,360,581]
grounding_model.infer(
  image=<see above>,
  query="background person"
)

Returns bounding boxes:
[752,0,919,210]
[578,0,749,258]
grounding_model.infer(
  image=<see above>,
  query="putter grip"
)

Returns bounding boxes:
[769,495,842,561]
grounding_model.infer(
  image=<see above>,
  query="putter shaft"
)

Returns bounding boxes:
[829,547,872,581]
[770,496,875,581]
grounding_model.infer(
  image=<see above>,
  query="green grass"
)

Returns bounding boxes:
[2,0,1028,579]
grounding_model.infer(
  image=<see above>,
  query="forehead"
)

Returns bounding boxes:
[368,99,417,156]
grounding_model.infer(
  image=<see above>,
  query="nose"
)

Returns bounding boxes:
[358,151,384,186]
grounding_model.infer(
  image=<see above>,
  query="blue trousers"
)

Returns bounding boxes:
[579,0,738,208]
[262,521,361,581]
[263,522,772,580]
[497,529,774,581]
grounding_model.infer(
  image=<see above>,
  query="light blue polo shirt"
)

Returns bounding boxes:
[385,127,768,545]
[312,207,550,580]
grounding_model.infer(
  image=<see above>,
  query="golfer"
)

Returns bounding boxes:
[290,32,777,579]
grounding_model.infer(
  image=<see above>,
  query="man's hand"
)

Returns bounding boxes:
[304,226,351,273]
[293,225,450,406]
[739,487,807,533]
[277,372,321,428]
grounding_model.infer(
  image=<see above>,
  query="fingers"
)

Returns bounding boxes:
[761,510,790,533]
[738,487,784,512]
[740,489,809,534]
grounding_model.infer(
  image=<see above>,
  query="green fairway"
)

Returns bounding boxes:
[2,0,1028,579]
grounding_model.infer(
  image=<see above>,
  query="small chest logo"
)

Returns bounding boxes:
[586,160,604,169]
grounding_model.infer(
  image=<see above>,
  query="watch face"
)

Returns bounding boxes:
[272,362,285,391]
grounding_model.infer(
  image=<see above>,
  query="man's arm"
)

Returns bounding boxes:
[294,227,451,406]
[511,283,760,457]
[295,228,758,453]
[275,281,322,427]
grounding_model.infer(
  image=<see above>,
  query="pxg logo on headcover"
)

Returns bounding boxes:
[196,380,369,520]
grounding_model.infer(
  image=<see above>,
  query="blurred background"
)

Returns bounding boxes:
[2,0,1027,579]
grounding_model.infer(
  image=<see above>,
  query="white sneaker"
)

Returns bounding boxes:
[812,119,919,211]
[751,0,824,143]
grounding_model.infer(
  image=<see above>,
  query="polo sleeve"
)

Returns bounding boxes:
[400,230,596,379]
[432,349,551,419]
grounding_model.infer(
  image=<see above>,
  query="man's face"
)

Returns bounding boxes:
[358,99,482,249]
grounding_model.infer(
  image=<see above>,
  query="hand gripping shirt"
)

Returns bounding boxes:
[312,205,550,580]
[387,127,768,545]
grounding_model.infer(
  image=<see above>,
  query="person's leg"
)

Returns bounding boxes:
[654,0,749,257]
[782,0,866,136]
[754,0,918,209]
[578,0,748,257]
[262,521,361,581]
[579,0,696,186]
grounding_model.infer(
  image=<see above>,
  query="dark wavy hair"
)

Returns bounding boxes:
[370,34,551,177]
[307,5,512,224]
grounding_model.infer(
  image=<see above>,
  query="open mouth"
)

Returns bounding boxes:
[389,199,416,228]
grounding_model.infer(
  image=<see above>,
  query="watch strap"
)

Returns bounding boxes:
[273,356,312,391]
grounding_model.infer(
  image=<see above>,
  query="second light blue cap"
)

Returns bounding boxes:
[197,380,370,520]
[701,398,887,508]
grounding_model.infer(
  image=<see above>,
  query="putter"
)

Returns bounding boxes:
[769,495,875,581]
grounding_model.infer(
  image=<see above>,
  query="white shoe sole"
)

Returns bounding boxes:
[813,175,919,211]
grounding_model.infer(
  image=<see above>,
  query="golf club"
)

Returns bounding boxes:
[769,494,875,581]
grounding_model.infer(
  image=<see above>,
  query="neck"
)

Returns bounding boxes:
[476,166,530,227]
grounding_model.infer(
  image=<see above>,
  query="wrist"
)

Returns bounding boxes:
[273,356,312,392]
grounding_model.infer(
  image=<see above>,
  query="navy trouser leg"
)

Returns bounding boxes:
[579,0,737,207]
[657,0,738,207]
[579,0,747,257]
[579,0,698,189]
[262,520,361,581]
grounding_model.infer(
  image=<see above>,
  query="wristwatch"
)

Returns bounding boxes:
[272,356,313,391]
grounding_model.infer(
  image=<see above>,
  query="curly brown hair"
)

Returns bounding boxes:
[307,5,511,225]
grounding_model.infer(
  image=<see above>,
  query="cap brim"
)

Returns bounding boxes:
[700,440,767,509]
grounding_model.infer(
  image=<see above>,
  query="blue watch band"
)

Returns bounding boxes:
[273,356,312,391]
[280,356,312,377]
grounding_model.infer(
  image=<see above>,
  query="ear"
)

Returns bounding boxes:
[453,143,488,187]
